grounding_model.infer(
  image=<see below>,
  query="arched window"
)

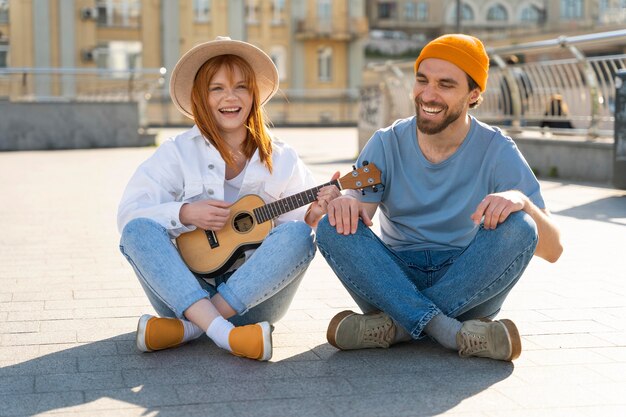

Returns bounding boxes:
[520,5,541,23]
[452,3,475,22]
[317,46,332,82]
[487,4,508,21]
[463,4,474,20]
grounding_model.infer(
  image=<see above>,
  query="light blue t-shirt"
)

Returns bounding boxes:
[357,116,544,251]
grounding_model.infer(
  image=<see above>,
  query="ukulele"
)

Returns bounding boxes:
[176,162,382,275]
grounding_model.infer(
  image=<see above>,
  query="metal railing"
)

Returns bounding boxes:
[0,67,165,128]
[0,67,165,102]
[359,29,626,139]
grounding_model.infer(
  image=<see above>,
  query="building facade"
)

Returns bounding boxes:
[366,0,626,56]
[0,0,368,126]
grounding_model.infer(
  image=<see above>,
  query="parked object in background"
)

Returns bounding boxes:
[541,94,574,129]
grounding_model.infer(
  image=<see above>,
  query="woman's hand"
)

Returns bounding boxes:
[180,200,231,231]
[305,171,342,227]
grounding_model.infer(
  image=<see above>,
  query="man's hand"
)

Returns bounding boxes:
[470,190,528,229]
[179,200,231,231]
[327,195,374,235]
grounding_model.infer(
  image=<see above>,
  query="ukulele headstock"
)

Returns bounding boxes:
[338,161,382,192]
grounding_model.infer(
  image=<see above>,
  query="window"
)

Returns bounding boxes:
[599,0,609,14]
[452,3,475,22]
[462,4,474,20]
[0,41,8,68]
[520,5,542,23]
[270,46,287,81]
[318,0,331,32]
[317,46,332,82]
[95,41,142,77]
[246,0,259,24]
[96,0,141,28]
[193,0,211,22]
[0,0,8,24]
[377,2,396,19]
[272,0,285,24]
[487,4,508,21]
[560,0,583,19]
[405,2,416,20]
[416,2,429,21]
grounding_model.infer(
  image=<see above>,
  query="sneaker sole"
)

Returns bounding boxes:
[326,310,356,350]
[136,314,153,353]
[500,319,522,361]
[258,321,273,361]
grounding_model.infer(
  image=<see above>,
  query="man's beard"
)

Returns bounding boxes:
[414,98,464,135]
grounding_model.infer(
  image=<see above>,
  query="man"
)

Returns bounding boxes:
[316,34,563,362]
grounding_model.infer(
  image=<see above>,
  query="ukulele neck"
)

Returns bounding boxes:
[253,179,340,224]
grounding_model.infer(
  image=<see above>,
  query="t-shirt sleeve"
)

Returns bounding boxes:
[494,140,546,210]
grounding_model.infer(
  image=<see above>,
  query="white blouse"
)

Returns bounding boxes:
[117,125,317,238]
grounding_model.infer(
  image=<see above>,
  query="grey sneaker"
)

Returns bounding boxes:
[327,310,396,350]
[456,319,522,361]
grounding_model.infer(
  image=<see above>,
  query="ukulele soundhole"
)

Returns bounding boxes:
[233,212,254,233]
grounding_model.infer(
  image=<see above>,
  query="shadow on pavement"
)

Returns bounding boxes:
[554,195,626,226]
[1,335,513,417]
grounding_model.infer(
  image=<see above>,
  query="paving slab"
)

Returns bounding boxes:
[0,127,625,417]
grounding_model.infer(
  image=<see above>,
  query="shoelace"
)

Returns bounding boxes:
[458,331,488,355]
[362,322,395,347]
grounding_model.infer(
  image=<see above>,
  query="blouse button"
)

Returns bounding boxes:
[208,164,214,169]
[207,189,214,195]
[170,220,177,226]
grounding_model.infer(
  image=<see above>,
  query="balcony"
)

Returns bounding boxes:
[295,17,368,41]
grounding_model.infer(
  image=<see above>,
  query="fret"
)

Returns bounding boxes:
[287,194,297,210]
[254,179,344,222]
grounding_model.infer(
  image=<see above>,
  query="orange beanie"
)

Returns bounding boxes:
[414,34,489,92]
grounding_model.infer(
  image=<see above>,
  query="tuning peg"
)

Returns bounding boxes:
[352,165,357,171]
[361,189,366,196]
[363,160,369,166]
[372,185,378,193]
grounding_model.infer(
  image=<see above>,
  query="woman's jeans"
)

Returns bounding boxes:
[119,218,315,326]
[316,211,538,339]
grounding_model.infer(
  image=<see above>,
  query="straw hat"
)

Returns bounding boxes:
[169,36,279,119]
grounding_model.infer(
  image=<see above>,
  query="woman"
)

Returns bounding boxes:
[118,37,339,361]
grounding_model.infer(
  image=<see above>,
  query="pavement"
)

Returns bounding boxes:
[0,126,625,417]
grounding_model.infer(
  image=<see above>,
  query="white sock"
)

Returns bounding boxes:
[181,319,204,342]
[424,313,463,350]
[206,316,235,351]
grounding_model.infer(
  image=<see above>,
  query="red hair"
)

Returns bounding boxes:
[191,54,273,172]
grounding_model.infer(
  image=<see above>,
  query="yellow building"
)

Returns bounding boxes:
[0,0,368,126]
[365,0,626,52]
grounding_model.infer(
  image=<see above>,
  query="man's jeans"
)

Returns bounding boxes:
[316,211,538,339]
[119,218,315,326]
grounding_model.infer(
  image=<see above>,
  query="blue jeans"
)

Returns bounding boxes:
[316,211,538,339]
[119,218,315,326]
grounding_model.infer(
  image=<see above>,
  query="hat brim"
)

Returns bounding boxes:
[170,38,279,119]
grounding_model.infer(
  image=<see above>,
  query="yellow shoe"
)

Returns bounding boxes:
[228,322,272,361]
[136,314,185,352]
